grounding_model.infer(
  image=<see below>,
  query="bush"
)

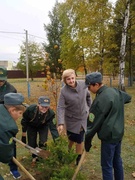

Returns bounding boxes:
[36,136,84,180]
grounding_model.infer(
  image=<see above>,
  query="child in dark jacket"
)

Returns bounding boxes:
[0,93,25,180]
[21,96,59,162]
[85,72,132,180]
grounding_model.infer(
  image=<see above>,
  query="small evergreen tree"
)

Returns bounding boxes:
[43,1,63,79]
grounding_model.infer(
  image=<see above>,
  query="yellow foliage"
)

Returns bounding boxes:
[51,79,55,85]
[58,59,62,63]
[40,63,44,66]
[78,66,84,72]
[47,71,51,75]
[54,45,58,49]
[46,66,50,70]
[45,52,49,57]
[43,78,48,84]
[42,84,48,90]
[47,75,51,80]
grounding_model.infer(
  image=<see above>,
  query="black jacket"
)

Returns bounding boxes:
[21,104,55,132]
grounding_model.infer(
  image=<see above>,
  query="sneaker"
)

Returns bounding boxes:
[10,170,21,179]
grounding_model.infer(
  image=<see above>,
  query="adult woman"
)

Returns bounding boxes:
[57,69,92,165]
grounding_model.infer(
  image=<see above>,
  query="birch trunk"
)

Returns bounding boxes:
[119,0,130,91]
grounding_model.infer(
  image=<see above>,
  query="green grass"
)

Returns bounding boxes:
[0,79,135,180]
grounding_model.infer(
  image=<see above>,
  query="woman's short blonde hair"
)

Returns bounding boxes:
[62,69,76,83]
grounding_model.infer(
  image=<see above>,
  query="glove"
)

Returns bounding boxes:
[21,136,26,144]
[85,136,92,152]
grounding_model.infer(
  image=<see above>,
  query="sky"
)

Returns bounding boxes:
[0,0,61,64]
[0,0,116,65]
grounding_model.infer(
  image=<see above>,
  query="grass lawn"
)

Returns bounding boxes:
[0,78,135,180]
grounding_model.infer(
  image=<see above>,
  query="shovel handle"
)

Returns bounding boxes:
[13,137,39,153]
[13,157,36,180]
[72,150,86,180]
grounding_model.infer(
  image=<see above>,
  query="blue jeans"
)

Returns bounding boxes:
[0,175,4,180]
[101,141,124,180]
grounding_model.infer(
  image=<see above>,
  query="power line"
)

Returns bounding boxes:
[29,33,47,41]
[0,30,47,41]
[0,31,25,35]
[0,34,25,41]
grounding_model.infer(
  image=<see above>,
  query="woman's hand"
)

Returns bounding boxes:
[57,125,64,135]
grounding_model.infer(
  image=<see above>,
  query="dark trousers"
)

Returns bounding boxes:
[101,141,124,180]
[8,141,17,171]
[27,125,48,158]
[27,122,59,158]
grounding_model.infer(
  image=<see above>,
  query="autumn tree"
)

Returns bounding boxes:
[105,1,125,79]
[118,0,130,90]
[126,0,135,86]
[17,41,45,81]
[44,0,134,80]
[86,0,113,75]
[107,0,134,87]
[58,0,113,75]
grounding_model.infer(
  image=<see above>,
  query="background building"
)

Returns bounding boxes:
[0,60,13,70]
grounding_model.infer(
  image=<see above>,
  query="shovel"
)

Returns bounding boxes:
[13,137,50,159]
[72,150,86,180]
[13,157,36,180]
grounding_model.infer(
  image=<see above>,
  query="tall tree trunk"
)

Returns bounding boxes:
[128,18,133,86]
[119,0,130,91]
[82,54,87,75]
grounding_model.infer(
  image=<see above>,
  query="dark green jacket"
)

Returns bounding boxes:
[86,86,131,143]
[0,81,17,104]
[21,104,55,132]
[0,105,18,163]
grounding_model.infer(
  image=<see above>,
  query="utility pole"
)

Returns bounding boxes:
[25,29,30,97]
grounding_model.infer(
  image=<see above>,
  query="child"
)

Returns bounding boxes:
[0,93,25,180]
[85,72,131,180]
[21,96,59,162]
